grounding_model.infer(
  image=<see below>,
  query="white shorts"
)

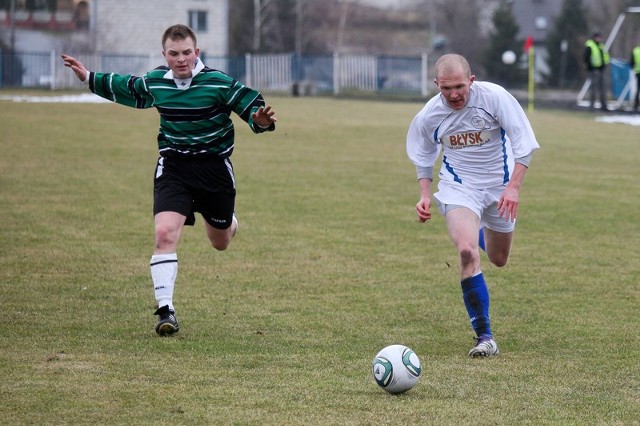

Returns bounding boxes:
[434,181,515,233]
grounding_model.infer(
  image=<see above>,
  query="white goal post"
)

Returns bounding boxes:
[576,7,640,110]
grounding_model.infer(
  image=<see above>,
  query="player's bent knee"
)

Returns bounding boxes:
[155,226,179,248]
[209,231,233,251]
[459,246,478,266]
[489,253,509,267]
[206,222,235,251]
[211,240,230,251]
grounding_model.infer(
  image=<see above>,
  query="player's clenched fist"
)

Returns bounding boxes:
[416,197,432,222]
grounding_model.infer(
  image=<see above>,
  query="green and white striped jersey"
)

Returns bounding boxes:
[87,61,274,157]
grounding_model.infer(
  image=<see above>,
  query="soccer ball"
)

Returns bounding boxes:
[371,344,421,394]
[502,50,517,65]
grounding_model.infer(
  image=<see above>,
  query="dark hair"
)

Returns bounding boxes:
[162,24,197,49]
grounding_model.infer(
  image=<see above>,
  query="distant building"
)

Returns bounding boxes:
[0,0,229,60]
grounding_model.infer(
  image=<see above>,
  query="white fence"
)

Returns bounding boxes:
[246,53,293,92]
[334,54,377,94]
[0,51,431,98]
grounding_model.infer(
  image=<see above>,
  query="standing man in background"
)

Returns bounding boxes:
[62,24,277,336]
[406,54,539,357]
[584,32,610,111]
[631,40,640,112]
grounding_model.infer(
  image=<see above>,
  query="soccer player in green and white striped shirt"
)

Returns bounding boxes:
[62,24,277,336]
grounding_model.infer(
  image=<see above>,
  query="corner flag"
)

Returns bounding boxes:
[524,36,534,112]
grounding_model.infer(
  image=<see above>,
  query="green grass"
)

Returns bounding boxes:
[1,93,639,424]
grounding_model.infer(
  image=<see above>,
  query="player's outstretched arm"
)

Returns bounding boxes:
[251,105,277,128]
[61,54,88,83]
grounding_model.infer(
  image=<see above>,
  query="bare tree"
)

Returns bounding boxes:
[253,0,260,51]
[336,0,351,53]
[296,0,304,55]
[229,0,434,55]
[253,0,297,52]
[429,0,485,74]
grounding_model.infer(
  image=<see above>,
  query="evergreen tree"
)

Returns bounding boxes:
[482,4,525,87]
[544,0,589,88]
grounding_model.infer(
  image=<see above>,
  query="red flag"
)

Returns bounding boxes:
[524,36,534,53]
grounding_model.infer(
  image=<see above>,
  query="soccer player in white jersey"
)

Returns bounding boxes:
[406,54,540,357]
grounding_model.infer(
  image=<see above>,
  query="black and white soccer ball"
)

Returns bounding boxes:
[371,344,421,394]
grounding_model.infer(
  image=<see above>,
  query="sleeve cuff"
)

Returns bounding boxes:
[515,153,533,167]
[416,166,433,180]
[254,122,275,132]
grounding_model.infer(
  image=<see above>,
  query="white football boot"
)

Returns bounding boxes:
[468,336,500,357]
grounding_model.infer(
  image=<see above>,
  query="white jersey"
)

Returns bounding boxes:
[406,81,540,188]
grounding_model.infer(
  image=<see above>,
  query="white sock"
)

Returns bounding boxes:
[150,253,178,312]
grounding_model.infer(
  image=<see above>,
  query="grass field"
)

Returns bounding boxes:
[1,93,639,424]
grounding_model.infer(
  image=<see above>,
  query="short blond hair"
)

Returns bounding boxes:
[434,54,471,80]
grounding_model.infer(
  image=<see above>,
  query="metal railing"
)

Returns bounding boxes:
[0,50,431,98]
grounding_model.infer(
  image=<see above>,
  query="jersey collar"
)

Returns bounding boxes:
[163,58,205,90]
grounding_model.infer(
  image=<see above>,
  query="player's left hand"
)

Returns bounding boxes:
[497,187,519,222]
[252,105,277,128]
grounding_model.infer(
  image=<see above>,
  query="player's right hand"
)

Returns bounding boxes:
[61,54,88,83]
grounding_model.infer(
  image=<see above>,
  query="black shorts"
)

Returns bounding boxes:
[153,154,236,229]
